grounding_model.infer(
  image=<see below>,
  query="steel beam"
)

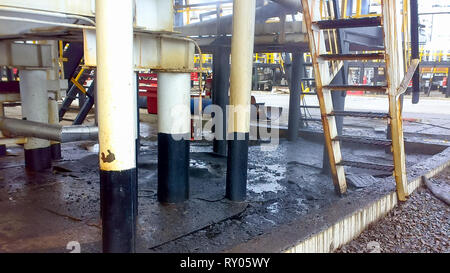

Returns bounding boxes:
[83,29,195,70]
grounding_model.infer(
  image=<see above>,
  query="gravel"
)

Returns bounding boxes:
[335,167,450,253]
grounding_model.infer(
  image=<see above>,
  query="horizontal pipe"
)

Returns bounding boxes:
[61,126,99,143]
[175,1,301,36]
[271,0,303,10]
[0,117,97,143]
[0,6,96,25]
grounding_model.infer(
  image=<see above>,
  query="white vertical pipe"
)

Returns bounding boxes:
[96,0,135,172]
[157,72,191,203]
[19,70,50,151]
[228,0,256,134]
[47,41,61,151]
[157,72,191,136]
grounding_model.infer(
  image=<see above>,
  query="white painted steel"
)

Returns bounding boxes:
[19,70,50,150]
[157,72,191,135]
[96,0,136,171]
[228,0,256,134]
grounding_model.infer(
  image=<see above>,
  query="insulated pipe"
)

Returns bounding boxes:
[212,47,231,156]
[0,6,96,26]
[175,1,298,36]
[157,72,191,203]
[288,52,303,141]
[19,70,51,171]
[226,0,256,202]
[96,0,137,253]
[47,40,62,160]
[0,117,98,142]
[48,99,62,159]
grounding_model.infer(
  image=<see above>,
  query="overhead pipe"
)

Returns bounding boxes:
[271,0,302,10]
[226,0,256,202]
[0,117,98,143]
[0,6,96,26]
[175,1,301,36]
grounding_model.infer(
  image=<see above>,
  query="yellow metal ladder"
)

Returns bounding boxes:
[300,0,419,201]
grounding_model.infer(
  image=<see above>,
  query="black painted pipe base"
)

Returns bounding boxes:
[100,168,137,253]
[24,146,52,171]
[213,139,227,157]
[157,133,190,203]
[0,145,6,156]
[226,133,249,202]
[50,143,62,160]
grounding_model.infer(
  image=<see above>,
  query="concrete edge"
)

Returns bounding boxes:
[224,147,450,253]
[285,147,450,253]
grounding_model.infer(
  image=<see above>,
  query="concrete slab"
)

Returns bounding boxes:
[0,132,444,252]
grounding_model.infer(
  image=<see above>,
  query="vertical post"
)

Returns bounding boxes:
[174,0,184,27]
[288,51,304,141]
[0,102,5,156]
[157,72,191,203]
[48,98,62,159]
[6,67,14,81]
[47,40,62,160]
[226,0,256,201]
[96,0,137,252]
[212,46,231,156]
[410,0,420,104]
[19,70,52,171]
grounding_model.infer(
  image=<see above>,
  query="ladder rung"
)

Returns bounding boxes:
[338,160,394,172]
[319,53,385,61]
[299,105,320,108]
[300,92,317,95]
[300,118,322,122]
[330,111,389,119]
[335,135,392,146]
[301,78,315,81]
[323,85,388,92]
[314,17,382,30]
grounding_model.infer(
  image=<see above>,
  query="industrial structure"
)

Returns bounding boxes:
[0,0,448,254]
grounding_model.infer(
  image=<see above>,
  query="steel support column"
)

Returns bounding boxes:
[410,0,420,104]
[96,0,137,253]
[226,0,256,201]
[288,52,304,141]
[157,72,191,203]
[212,46,230,156]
